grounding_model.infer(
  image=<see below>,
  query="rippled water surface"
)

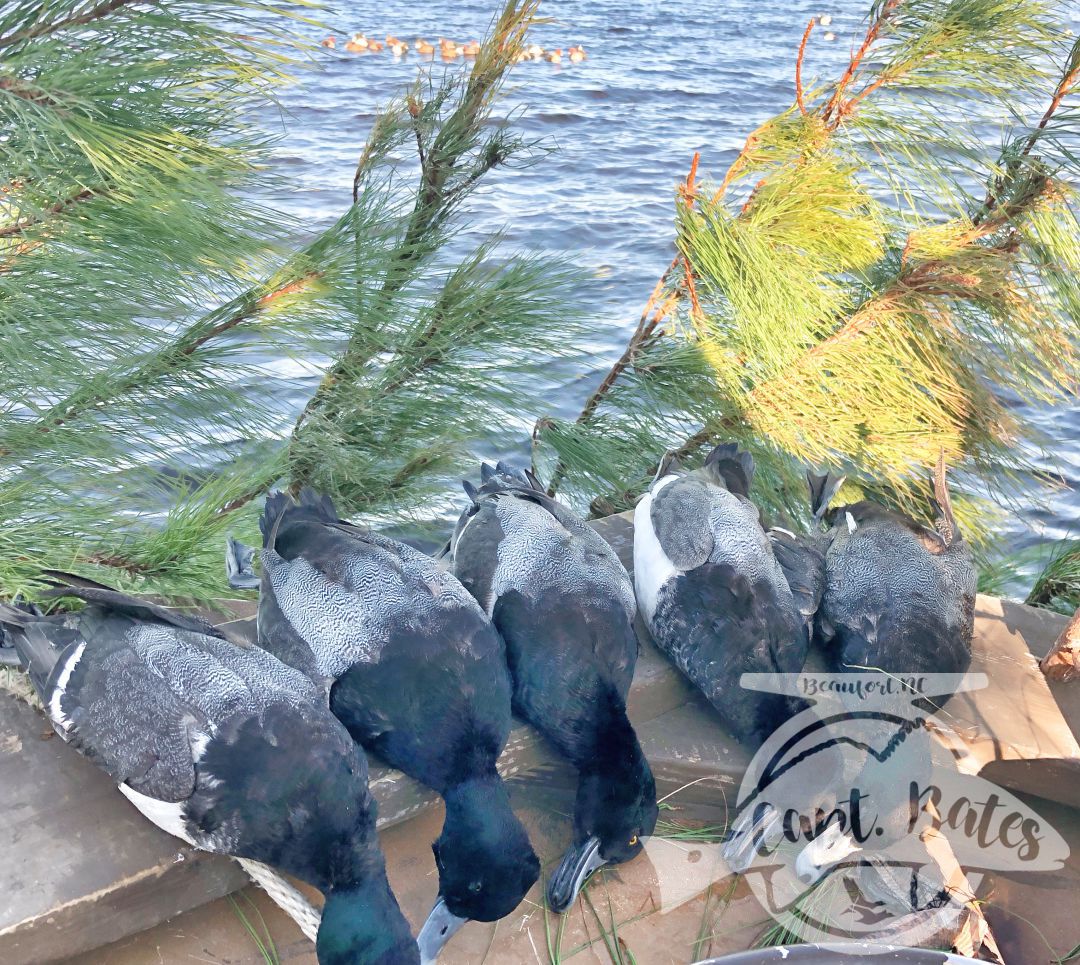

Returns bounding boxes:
[249,0,1080,569]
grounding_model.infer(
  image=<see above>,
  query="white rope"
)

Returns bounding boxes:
[234,857,322,943]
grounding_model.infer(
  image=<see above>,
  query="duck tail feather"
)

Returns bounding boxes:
[296,486,340,523]
[703,442,755,496]
[259,490,295,544]
[0,603,66,696]
[930,452,960,546]
[225,537,260,590]
[260,488,341,548]
[652,449,683,483]
[37,582,224,639]
[807,471,845,521]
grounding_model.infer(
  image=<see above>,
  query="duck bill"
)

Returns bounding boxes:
[417,897,467,964]
[546,835,607,913]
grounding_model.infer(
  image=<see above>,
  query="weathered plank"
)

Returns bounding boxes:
[0,695,249,964]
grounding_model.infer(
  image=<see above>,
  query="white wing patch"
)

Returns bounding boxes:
[118,783,196,846]
[633,476,680,626]
[49,641,86,733]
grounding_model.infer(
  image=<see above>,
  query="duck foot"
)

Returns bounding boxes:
[225,537,260,589]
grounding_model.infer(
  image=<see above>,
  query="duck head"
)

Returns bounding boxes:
[418,776,540,961]
[547,741,658,912]
[317,875,419,965]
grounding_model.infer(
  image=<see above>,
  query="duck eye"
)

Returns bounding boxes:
[628,834,638,846]
[468,880,482,893]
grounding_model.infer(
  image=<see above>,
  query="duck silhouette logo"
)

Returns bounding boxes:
[642,671,1070,950]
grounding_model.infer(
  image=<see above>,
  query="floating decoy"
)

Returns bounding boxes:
[320,35,336,48]
[228,490,539,962]
[811,454,976,683]
[568,45,587,62]
[634,443,818,746]
[461,40,481,57]
[0,575,417,965]
[345,33,369,52]
[446,462,657,914]
[414,38,435,55]
[544,48,563,63]
[389,41,408,57]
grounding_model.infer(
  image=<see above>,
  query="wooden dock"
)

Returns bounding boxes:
[3,513,1080,963]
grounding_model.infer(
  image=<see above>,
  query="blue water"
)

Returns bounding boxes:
[249,0,1080,582]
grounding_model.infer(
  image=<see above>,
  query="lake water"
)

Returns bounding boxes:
[249,0,1080,584]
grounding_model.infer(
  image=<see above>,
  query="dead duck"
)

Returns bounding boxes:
[445,462,657,914]
[228,490,539,962]
[811,454,975,684]
[0,575,418,965]
[634,443,820,746]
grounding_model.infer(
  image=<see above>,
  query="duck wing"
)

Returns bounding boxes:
[261,499,491,682]
[648,476,715,570]
[452,469,636,625]
[767,528,826,645]
[2,591,318,807]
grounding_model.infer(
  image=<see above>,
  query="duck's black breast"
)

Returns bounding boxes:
[263,518,513,789]
[493,585,637,763]
[451,493,638,763]
[189,699,378,890]
[652,562,804,744]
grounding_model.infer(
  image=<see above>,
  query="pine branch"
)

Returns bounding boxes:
[822,0,902,126]
[978,39,1080,222]
[289,0,543,484]
[0,0,142,50]
[0,187,96,238]
[0,270,320,457]
[795,19,815,116]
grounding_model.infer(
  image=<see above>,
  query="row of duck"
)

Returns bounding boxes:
[323,34,588,63]
[1,443,974,964]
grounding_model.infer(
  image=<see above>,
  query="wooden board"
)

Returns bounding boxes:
[938,595,1080,809]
